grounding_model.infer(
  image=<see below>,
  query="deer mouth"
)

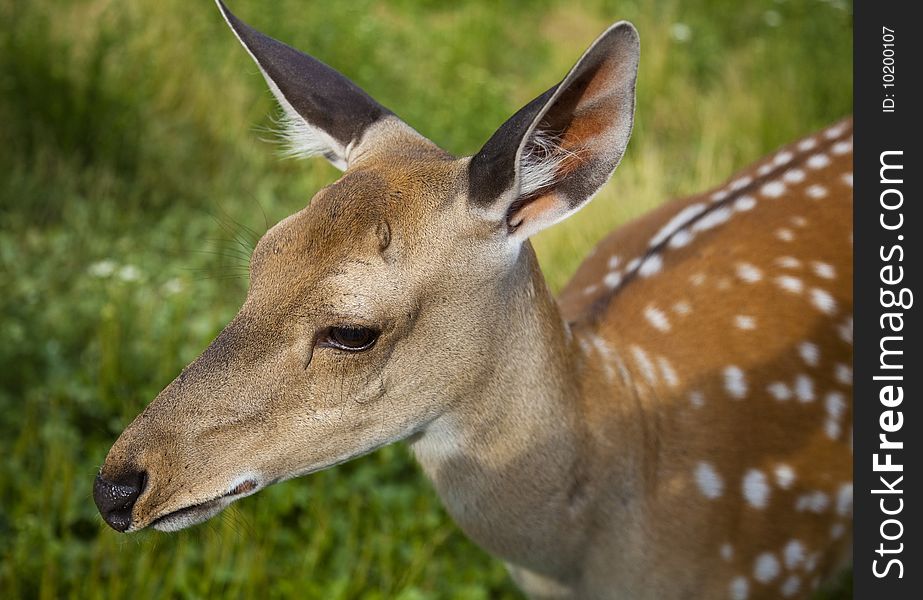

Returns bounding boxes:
[148,478,260,532]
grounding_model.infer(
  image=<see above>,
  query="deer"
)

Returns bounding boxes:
[93,1,854,598]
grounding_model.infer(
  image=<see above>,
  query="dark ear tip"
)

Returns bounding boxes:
[214,0,242,30]
[214,0,236,27]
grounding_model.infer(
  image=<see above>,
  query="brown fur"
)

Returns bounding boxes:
[98,11,851,598]
[102,119,852,598]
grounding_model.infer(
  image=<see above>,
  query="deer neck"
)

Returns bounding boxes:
[409,243,644,583]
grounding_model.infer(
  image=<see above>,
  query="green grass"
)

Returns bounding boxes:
[0,0,852,598]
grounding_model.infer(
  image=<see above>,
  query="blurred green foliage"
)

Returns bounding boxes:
[0,0,851,598]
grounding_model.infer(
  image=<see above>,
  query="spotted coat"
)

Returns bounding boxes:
[558,119,853,600]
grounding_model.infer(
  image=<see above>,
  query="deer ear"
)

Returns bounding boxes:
[468,22,639,241]
[215,0,394,170]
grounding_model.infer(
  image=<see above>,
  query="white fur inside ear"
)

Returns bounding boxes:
[519,129,574,197]
[264,76,348,169]
[272,104,338,161]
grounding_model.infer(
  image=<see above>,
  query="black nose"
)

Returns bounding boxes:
[93,470,146,532]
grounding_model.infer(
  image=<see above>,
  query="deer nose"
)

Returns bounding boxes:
[93,470,146,532]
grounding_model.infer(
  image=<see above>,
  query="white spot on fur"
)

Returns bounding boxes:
[604,271,622,289]
[790,216,808,228]
[776,275,803,294]
[731,176,753,191]
[607,255,621,269]
[834,363,852,386]
[825,391,847,420]
[807,154,831,170]
[631,346,658,385]
[798,137,817,152]
[842,172,853,187]
[811,261,836,279]
[730,577,749,600]
[806,184,828,199]
[736,262,762,283]
[767,382,792,401]
[668,228,694,248]
[776,256,802,269]
[836,483,853,516]
[734,194,757,212]
[830,523,846,540]
[627,257,641,272]
[638,254,663,278]
[743,469,770,508]
[690,273,706,286]
[721,543,734,561]
[658,356,680,388]
[798,342,820,366]
[754,553,780,583]
[796,491,830,513]
[805,554,820,573]
[773,151,794,167]
[711,189,729,202]
[775,465,796,489]
[757,163,773,177]
[724,366,748,399]
[735,315,756,330]
[590,335,612,362]
[780,575,802,597]
[809,494,831,513]
[650,204,708,247]
[673,301,692,316]
[591,336,616,382]
[783,168,806,184]
[578,337,592,356]
[695,461,724,499]
[824,122,848,139]
[838,316,853,344]
[692,206,732,232]
[809,288,837,314]
[583,284,599,296]
[689,390,705,408]
[832,140,852,155]
[795,375,815,403]
[760,181,786,198]
[644,306,671,332]
[775,228,795,242]
[783,540,806,569]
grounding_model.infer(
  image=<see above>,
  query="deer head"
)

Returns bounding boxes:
[94,0,638,533]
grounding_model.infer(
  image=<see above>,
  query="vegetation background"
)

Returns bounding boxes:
[0,0,852,598]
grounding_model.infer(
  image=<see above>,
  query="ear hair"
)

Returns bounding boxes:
[215,0,395,171]
[518,127,580,198]
[271,105,340,162]
[468,21,640,243]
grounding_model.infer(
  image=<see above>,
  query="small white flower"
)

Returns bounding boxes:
[118,264,142,282]
[670,22,692,43]
[162,278,184,295]
[88,260,117,278]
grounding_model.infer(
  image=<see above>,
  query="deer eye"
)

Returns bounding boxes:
[323,326,379,352]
